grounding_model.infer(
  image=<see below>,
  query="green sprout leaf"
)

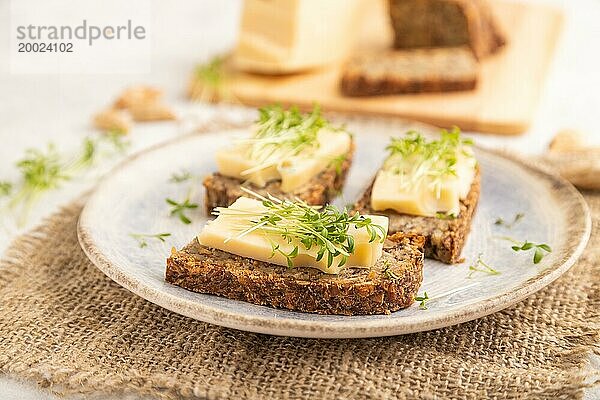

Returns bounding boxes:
[383,260,400,280]
[435,211,457,220]
[77,138,97,168]
[166,196,198,225]
[538,244,552,252]
[328,153,347,176]
[500,236,552,264]
[195,56,226,88]
[0,181,13,197]
[494,212,524,229]
[533,248,543,264]
[189,55,236,103]
[169,170,194,183]
[467,253,501,278]
[129,232,171,248]
[414,292,429,310]
[104,130,131,153]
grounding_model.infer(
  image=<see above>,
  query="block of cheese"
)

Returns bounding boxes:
[216,128,352,192]
[233,0,365,74]
[371,146,476,217]
[198,197,389,274]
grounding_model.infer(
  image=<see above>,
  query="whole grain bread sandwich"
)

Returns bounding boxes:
[167,191,425,315]
[353,128,479,264]
[203,104,354,214]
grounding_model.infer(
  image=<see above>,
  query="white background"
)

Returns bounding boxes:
[0,0,599,398]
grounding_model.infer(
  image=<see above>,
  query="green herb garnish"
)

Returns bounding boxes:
[415,292,429,310]
[73,138,96,169]
[268,242,301,268]
[254,104,327,138]
[166,172,199,224]
[129,232,171,248]
[169,170,194,183]
[494,212,524,229]
[435,211,457,220]
[195,56,225,87]
[166,196,198,225]
[8,144,70,222]
[384,127,474,197]
[328,153,347,176]
[383,260,400,280]
[189,56,234,103]
[16,144,67,191]
[499,236,552,264]
[213,188,386,269]
[1,135,127,226]
[104,130,131,153]
[467,253,500,278]
[240,104,344,175]
[0,181,12,197]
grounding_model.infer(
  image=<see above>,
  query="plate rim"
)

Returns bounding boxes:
[77,130,592,338]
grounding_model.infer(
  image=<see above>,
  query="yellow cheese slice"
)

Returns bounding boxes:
[216,128,351,192]
[233,0,365,73]
[371,154,476,217]
[198,197,388,274]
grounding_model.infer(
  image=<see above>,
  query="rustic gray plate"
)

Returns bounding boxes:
[78,121,591,338]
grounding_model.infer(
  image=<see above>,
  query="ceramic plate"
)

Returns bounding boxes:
[78,120,591,338]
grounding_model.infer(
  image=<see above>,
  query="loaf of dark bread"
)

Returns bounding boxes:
[203,144,354,214]
[354,168,480,264]
[166,233,425,316]
[340,47,478,97]
[388,0,506,59]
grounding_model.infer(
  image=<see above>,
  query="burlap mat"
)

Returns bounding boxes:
[0,190,598,400]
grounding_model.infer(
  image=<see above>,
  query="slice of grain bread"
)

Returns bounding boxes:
[353,168,480,264]
[340,48,478,97]
[166,233,425,315]
[203,145,354,214]
[388,0,506,59]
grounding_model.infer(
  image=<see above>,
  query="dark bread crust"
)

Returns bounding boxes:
[388,0,506,59]
[203,144,354,214]
[354,168,480,264]
[341,48,478,97]
[166,233,425,316]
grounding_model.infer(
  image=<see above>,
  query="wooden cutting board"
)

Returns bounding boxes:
[225,0,563,135]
